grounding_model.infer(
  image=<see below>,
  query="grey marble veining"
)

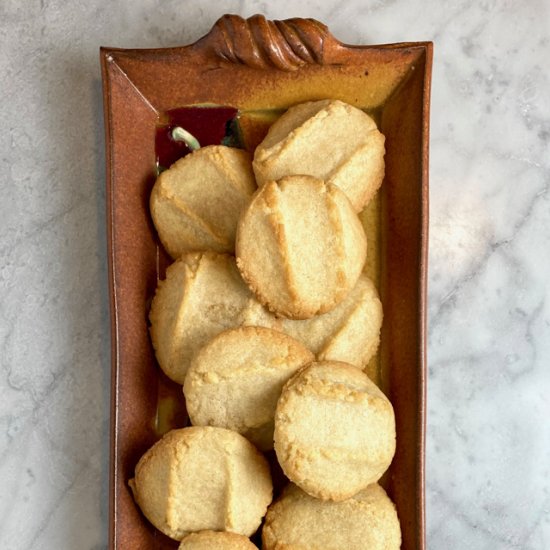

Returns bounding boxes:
[0,0,549,548]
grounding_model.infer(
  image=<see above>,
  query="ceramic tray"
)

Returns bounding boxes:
[101,14,432,550]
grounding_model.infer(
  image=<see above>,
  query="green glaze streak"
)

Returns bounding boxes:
[171,126,201,150]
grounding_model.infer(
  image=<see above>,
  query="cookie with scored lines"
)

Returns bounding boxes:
[236,175,367,320]
[262,483,401,550]
[149,251,279,384]
[274,361,396,501]
[129,427,272,541]
[179,530,257,549]
[253,99,385,212]
[184,326,314,450]
[151,145,256,258]
[281,273,383,370]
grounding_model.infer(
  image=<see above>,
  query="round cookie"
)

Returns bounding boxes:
[129,427,272,540]
[253,99,385,212]
[184,326,314,450]
[151,145,256,258]
[274,361,395,501]
[236,175,367,319]
[281,274,383,369]
[262,483,401,550]
[149,251,279,384]
[179,530,257,549]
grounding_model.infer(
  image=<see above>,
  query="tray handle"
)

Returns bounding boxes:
[195,14,338,71]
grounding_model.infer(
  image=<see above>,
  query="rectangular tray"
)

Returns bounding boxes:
[101,14,431,550]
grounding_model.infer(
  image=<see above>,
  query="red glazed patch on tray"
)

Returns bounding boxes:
[156,106,239,170]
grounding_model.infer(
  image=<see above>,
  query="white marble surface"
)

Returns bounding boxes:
[1,0,549,548]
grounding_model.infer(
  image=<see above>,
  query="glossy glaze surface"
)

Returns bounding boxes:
[102,14,430,550]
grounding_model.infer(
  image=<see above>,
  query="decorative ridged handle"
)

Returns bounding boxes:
[196,14,337,71]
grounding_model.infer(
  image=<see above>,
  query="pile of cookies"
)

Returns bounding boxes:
[130,99,401,549]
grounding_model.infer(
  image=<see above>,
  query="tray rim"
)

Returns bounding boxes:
[101,14,432,550]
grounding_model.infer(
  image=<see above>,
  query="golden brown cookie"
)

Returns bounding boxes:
[253,100,385,212]
[262,483,401,550]
[149,251,279,384]
[274,361,395,501]
[150,145,256,258]
[184,326,314,450]
[236,176,367,319]
[281,274,383,369]
[129,427,273,541]
[179,530,257,549]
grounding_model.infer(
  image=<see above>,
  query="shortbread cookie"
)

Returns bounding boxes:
[150,145,256,258]
[253,100,385,212]
[185,326,314,450]
[129,427,272,541]
[281,274,382,369]
[149,252,278,384]
[274,361,395,501]
[262,483,401,550]
[179,530,257,549]
[236,176,367,319]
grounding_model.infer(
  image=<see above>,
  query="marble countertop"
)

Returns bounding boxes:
[1,1,549,548]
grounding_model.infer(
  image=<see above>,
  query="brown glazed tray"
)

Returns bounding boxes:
[101,14,431,550]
